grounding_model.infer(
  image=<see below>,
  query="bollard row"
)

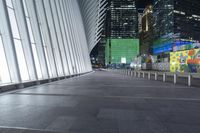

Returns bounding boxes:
[121,69,193,87]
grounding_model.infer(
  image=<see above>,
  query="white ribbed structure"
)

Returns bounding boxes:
[0,0,99,85]
[78,0,108,52]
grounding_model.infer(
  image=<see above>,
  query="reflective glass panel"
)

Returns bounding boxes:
[32,44,43,79]
[14,39,30,81]
[0,35,11,84]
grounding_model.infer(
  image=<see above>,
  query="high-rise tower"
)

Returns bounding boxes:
[105,0,139,65]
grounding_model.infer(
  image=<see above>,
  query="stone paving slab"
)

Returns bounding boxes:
[0,70,200,133]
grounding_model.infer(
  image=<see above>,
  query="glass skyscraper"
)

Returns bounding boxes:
[153,0,200,54]
[106,0,138,38]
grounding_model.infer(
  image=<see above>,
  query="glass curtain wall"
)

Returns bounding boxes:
[6,0,30,81]
[0,32,11,84]
[0,0,92,86]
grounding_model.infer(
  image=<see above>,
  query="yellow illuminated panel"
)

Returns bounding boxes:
[170,49,200,73]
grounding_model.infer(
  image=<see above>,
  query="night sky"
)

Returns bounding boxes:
[136,0,153,8]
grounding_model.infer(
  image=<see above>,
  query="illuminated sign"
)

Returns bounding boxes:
[170,49,200,73]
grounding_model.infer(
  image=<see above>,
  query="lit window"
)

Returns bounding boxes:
[173,10,185,15]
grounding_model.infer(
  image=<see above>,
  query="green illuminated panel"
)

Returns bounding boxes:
[105,40,110,64]
[105,39,139,64]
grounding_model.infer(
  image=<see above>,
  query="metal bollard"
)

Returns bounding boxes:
[163,73,166,82]
[148,72,151,80]
[131,70,133,76]
[188,75,192,87]
[143,72,145,78]
[155,73,158,81]
[174,74,177,84]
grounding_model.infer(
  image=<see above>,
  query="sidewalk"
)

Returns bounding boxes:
[0,70,200,133]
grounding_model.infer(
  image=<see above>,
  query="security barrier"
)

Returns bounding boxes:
[108,69,200,87]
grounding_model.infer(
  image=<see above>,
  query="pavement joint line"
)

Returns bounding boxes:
[11,92,200,101]
[42,71,94,85]
[0,126,63,133]
[14,84,195,89]
[22,82,196,89]
[119,96,200,101]
[0,71,94,97]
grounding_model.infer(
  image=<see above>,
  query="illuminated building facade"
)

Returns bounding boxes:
[140,5,154,54]
[153,0,200,54]
[107,0,138,38]
[105,0,139,65]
